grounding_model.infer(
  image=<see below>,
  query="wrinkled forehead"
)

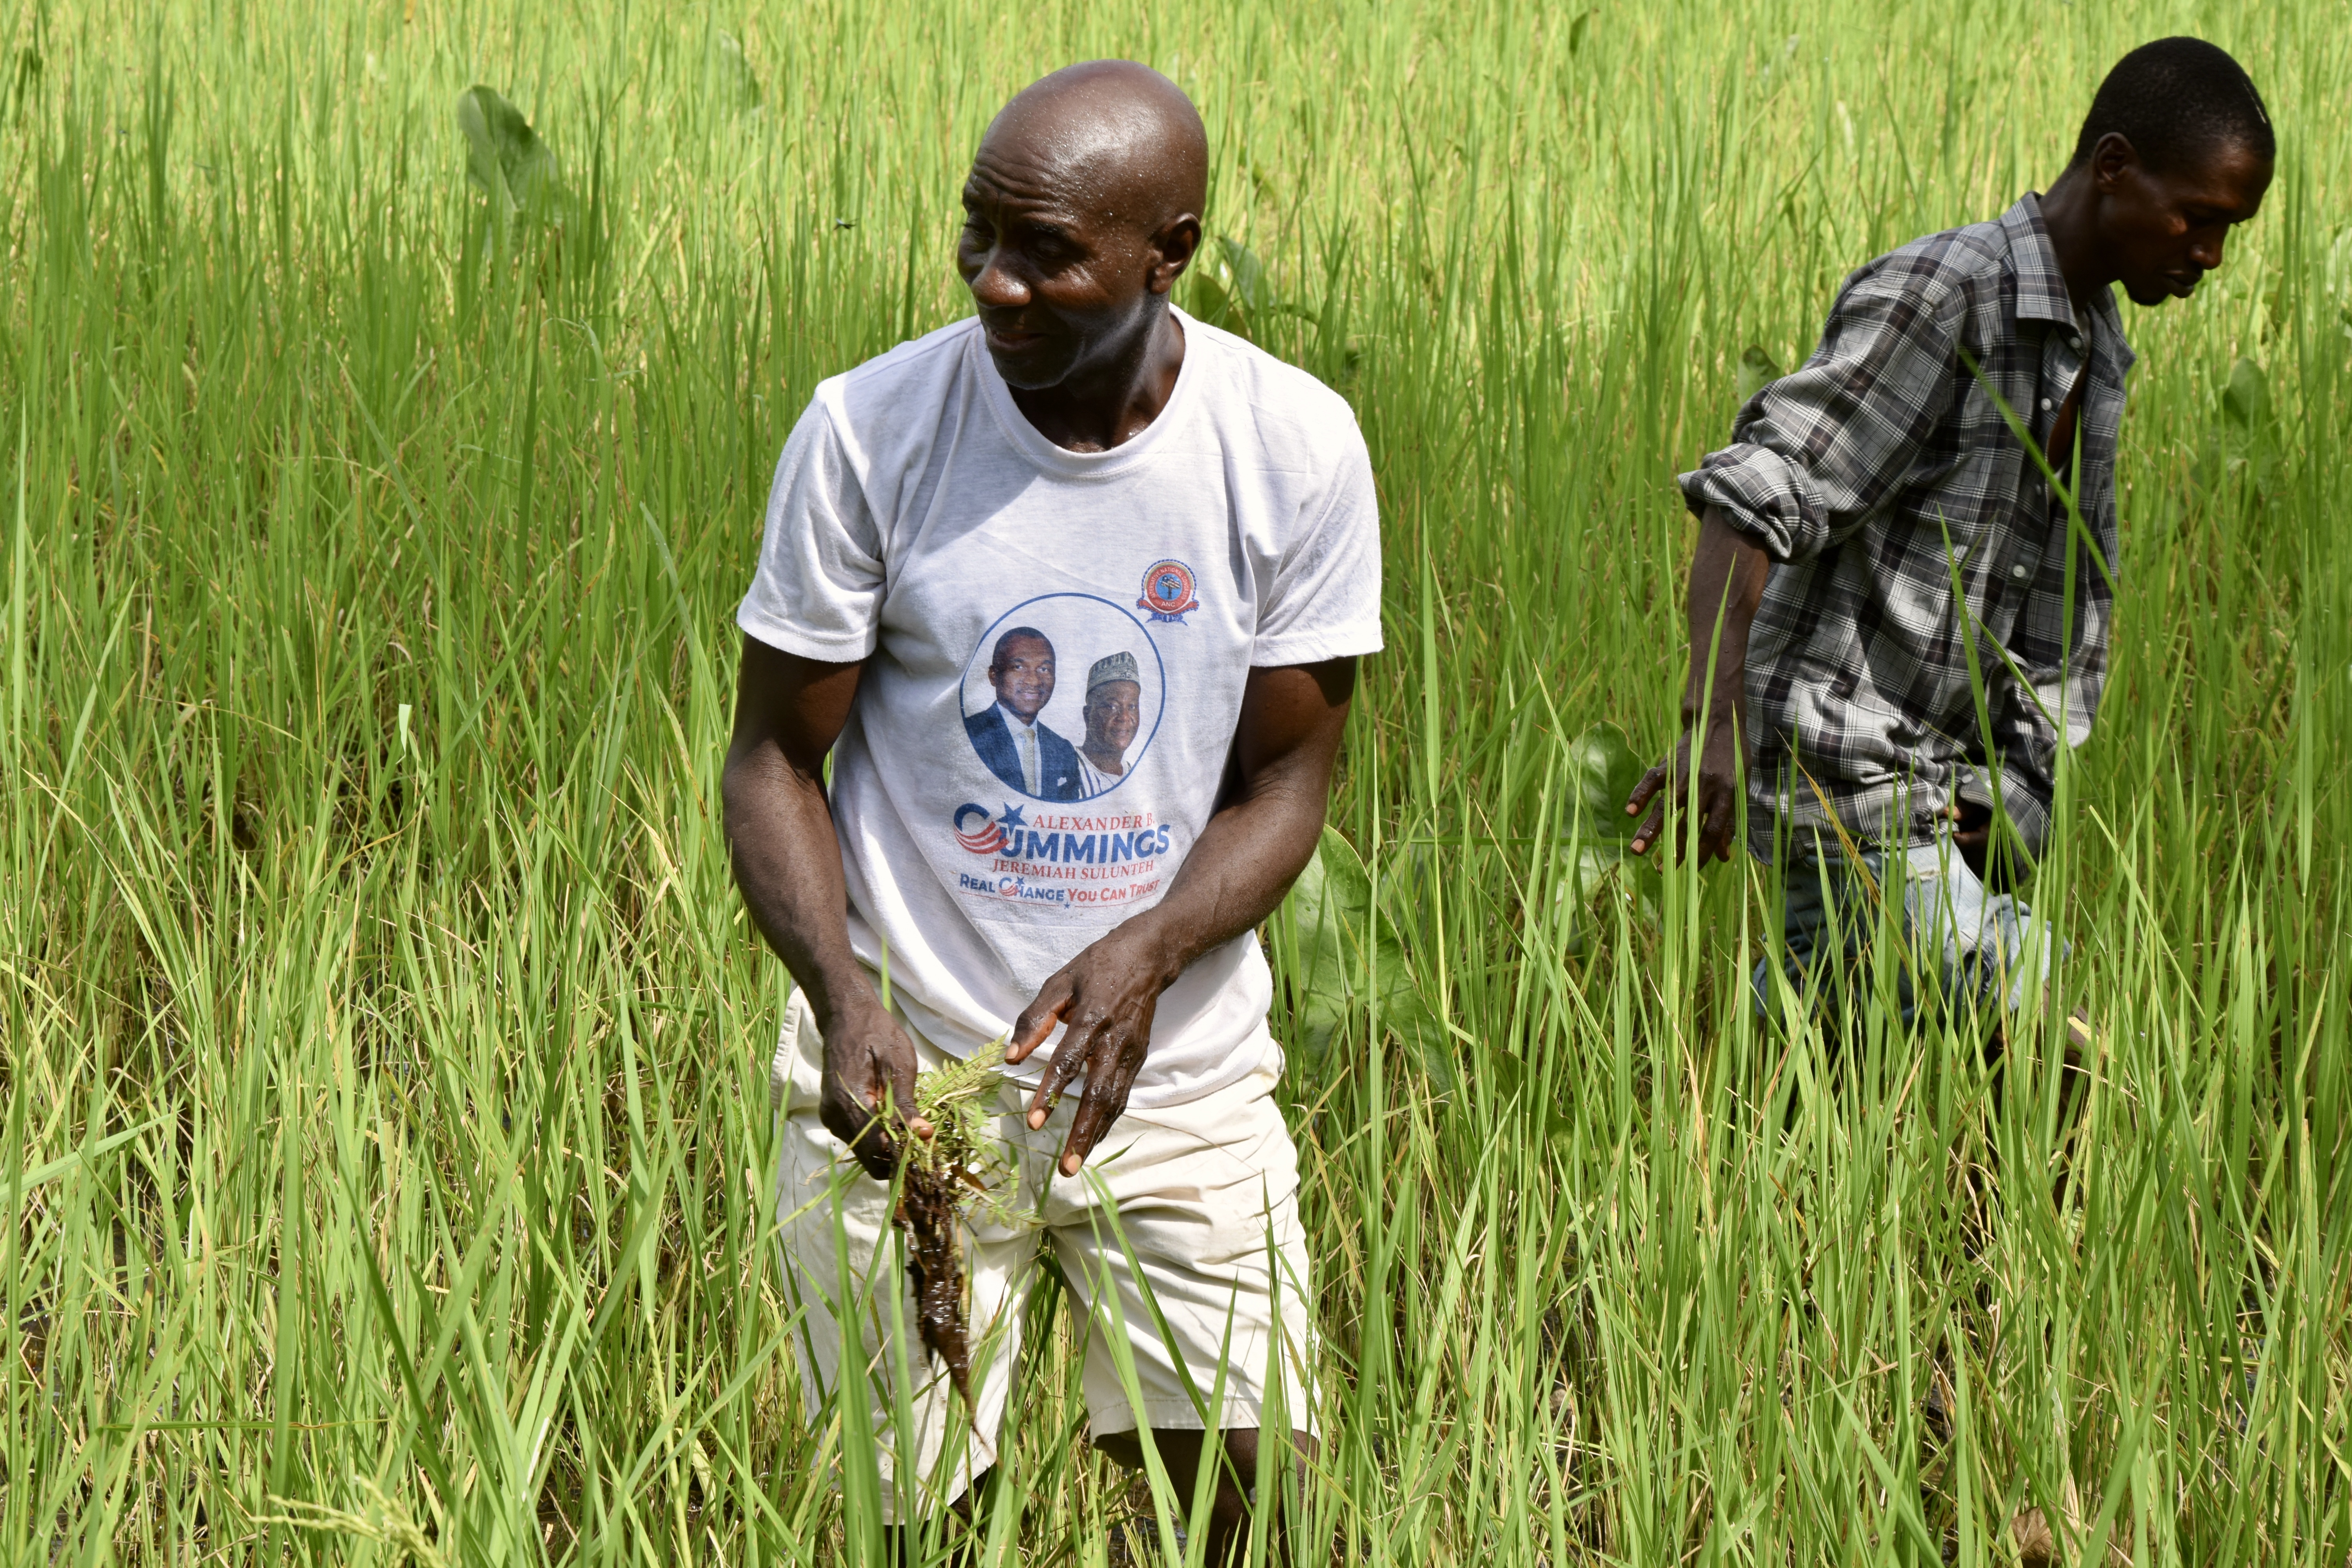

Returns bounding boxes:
[969,80,1202,227]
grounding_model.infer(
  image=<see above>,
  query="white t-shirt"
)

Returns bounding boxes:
[736,308,1383,1109]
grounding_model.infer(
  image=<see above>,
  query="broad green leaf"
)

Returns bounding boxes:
[1565,720,1649,838]
[1191,237,1274,341]
[1216,237,1269,314]
[2221,356,2269,430]
[711,32,762,115]
[1735,344,1782,405]
[457,85,557,220]
[1559,723,1661,947]
[1278,824,1441,1073]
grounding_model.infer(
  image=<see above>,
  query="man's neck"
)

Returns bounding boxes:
[1000,702,1037,730]
[2037,168,2112,318]
[1008,309,1185,453]
[1082,744,1122,774]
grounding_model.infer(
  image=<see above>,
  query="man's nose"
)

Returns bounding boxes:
[967,250,1031,310]
[2189,227,2227,270]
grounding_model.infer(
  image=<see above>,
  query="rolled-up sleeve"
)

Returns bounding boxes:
[1679,269,1960,564]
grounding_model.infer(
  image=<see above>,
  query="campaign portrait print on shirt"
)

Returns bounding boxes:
[959,594,1167,804]
[951,593,1176,914]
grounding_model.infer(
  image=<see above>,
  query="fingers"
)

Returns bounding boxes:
[1629,799,1666,857]
[1025,1027,1089,1131]
[827,1095,899,1181]
[887,1051,933,1143]
[1004,979,1075,1066]
[1623,763,1666,819]
[1699,790,1735,864]
[819,1026,933,1181]
[1058,1049,1136,1176]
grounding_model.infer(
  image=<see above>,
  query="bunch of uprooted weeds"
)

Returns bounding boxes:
[893,1051,1013,1410]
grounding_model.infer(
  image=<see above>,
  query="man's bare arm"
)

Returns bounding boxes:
[1626,506,1773,863]
[721,634,927,1176]
[1004,657,1357,1174]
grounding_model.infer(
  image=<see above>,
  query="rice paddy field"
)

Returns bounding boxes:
[5,0,2349,1561]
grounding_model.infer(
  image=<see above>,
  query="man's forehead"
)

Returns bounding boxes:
[967,63,1205,223]
[2157,140,2272,217]
[968,119,1153,218]
[962,150,1085,220]
[1000,637,1052,659]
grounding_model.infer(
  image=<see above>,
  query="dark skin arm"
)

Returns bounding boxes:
[1005,657,1356,1176]
[722,637,931,1179]
[1624,505,1774,862]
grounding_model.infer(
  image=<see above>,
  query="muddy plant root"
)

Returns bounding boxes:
[893,1053,1008,1412]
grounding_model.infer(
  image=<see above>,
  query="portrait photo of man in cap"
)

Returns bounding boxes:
[1075,650,1143,798]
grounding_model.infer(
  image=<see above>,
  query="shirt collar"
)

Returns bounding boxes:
[2005,193,2133,367]
[2002,193,2083,331]
[998,701,1036,733]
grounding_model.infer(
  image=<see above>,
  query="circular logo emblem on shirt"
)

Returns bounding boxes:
[1137,559,1200,625]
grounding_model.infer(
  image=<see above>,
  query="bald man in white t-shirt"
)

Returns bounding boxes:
[722,60,1382,1559]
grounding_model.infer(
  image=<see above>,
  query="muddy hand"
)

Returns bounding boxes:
[1004,928,1168,1176]
[817,1000,933,1179]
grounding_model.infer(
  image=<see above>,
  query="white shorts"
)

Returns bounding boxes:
[769,987,1316,1521]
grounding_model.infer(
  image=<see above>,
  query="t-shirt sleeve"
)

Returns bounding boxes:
[1252,418,1385,666]
[735,394,886,661]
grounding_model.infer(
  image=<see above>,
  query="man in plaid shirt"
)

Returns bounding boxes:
[1626,38,2274,1029]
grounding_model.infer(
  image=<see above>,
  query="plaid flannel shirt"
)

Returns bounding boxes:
[1680,193,2133,859]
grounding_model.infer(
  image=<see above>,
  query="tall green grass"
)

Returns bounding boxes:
[2,0,2346,1560]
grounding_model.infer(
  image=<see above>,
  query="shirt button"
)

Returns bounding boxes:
[2040,397,2053,410]
[2010,562,2031,581]
[2069,336,2084,352]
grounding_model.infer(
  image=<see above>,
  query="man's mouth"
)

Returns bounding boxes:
[984,321,1048,351]
[2163,272,2202,298]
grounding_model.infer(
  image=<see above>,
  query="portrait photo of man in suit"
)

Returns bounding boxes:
[964,626,1084,800]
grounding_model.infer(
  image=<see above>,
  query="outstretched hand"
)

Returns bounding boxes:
[1624,716,1744,865]
[1002,925,1171,1177]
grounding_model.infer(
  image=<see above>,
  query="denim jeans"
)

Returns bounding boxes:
[1753,829,2058,1031]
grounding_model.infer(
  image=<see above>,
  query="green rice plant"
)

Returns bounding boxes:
[1,0,2346,1563]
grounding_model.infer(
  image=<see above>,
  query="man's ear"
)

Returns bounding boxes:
[1147,213,1202,296]
[2089,131,2140,193]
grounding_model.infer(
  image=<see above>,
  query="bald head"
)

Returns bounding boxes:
[979,62,1208,238]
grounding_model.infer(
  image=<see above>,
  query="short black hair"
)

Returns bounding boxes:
[991,626,1052,667]
[2071,38,2274,173]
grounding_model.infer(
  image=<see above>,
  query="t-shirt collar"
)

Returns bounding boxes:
[970,306,1200,479]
